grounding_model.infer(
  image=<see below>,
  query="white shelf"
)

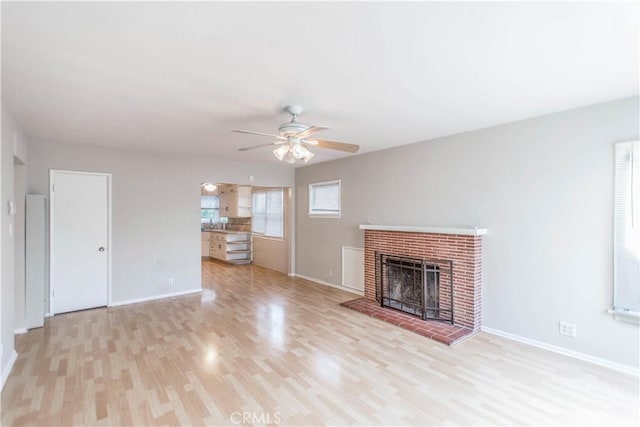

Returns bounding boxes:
[359,224,487,236]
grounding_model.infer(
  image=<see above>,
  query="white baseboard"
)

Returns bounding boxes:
[294,274,364,296]
[109,288,202,308]
[481,326,639,377]
[1,350,18,391]
[14,328,27,335]
[44,312,52,318]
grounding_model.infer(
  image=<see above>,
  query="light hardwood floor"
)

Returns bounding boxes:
[2,259,638,426]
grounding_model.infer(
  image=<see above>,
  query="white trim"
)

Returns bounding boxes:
[289,187,296,277]
[294,273,364,296]
[308,213,342,219]
[1,350,18,391]
[108,288,202,307]
[107,173,113,307]
[308,179,341,217]
[252,234,285,243]
[607,308,640,324]
[14,328,27,335]
[359,224,487,236]
[48,170,54,315]
[44,312,52,318]
[481,326,639,377]
[49,170,113,316]
[607,308,640,319]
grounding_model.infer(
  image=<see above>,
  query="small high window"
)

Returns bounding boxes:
[309,180,341,218]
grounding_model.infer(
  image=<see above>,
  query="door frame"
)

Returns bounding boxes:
[49,169,112,315]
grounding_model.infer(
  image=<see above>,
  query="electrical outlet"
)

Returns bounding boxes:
[168,277,174,287]
[559,322,577,337]
[328,269,333,276]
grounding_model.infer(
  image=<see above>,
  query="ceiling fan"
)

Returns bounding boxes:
[233,105,360,164]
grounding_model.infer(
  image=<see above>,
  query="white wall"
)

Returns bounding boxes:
[13,162,26,332]
[27,141,294,309]
[295,96,640,368]
[1,101,29,380]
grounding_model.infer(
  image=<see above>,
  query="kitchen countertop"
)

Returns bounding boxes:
[202,229,248,234]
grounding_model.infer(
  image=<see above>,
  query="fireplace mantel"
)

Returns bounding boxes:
[359,224,487,236]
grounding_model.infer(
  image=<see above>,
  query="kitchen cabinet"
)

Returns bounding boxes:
[219,184,252,218]
[209,231,252,264]
[201,232,211,256]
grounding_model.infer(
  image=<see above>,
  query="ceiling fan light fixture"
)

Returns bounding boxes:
[273,144,289,161]
[291,142,309,159]
[235,105,359,162]
[303,150,314,163]
[283,151,297,164]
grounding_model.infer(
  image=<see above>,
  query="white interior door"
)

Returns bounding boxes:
[51,170,110,314]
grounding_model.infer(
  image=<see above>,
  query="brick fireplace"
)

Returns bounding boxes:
[341,225,485,344]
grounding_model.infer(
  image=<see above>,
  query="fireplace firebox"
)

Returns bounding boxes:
[376,252,453,323]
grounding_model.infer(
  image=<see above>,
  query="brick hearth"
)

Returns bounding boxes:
[341,297,473,345]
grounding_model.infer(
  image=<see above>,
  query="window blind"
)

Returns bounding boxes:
[252,189,284,238]
[309,180,341,215]
[612,141,640,322]
[201,195,219,223]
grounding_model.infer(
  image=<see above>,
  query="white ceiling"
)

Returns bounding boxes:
[2,2,638,166]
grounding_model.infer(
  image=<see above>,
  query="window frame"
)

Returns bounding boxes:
[200,195,220,224]
[610,140,640,323]
[251,188,285,240]
[308,179,342,218]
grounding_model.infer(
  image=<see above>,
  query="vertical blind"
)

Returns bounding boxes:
[613,141,640,320]
[252,189,284,238]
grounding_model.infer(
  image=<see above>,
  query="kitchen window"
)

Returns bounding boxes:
[309,180,341,218]
[252,189,284,238]
[201,195,220,224]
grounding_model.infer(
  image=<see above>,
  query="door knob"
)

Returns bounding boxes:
[99,247,105,252]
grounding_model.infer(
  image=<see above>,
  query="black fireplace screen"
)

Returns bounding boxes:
[375,252,453,323]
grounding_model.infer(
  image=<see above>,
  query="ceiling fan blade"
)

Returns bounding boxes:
[232,130,287,140]
[238,142,280,152]
[294,126,329,139]
[306,139,360,153]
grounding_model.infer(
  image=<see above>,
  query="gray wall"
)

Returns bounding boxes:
[295,96,639,368]
[1,102,29,378]
[27,141,294,308]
